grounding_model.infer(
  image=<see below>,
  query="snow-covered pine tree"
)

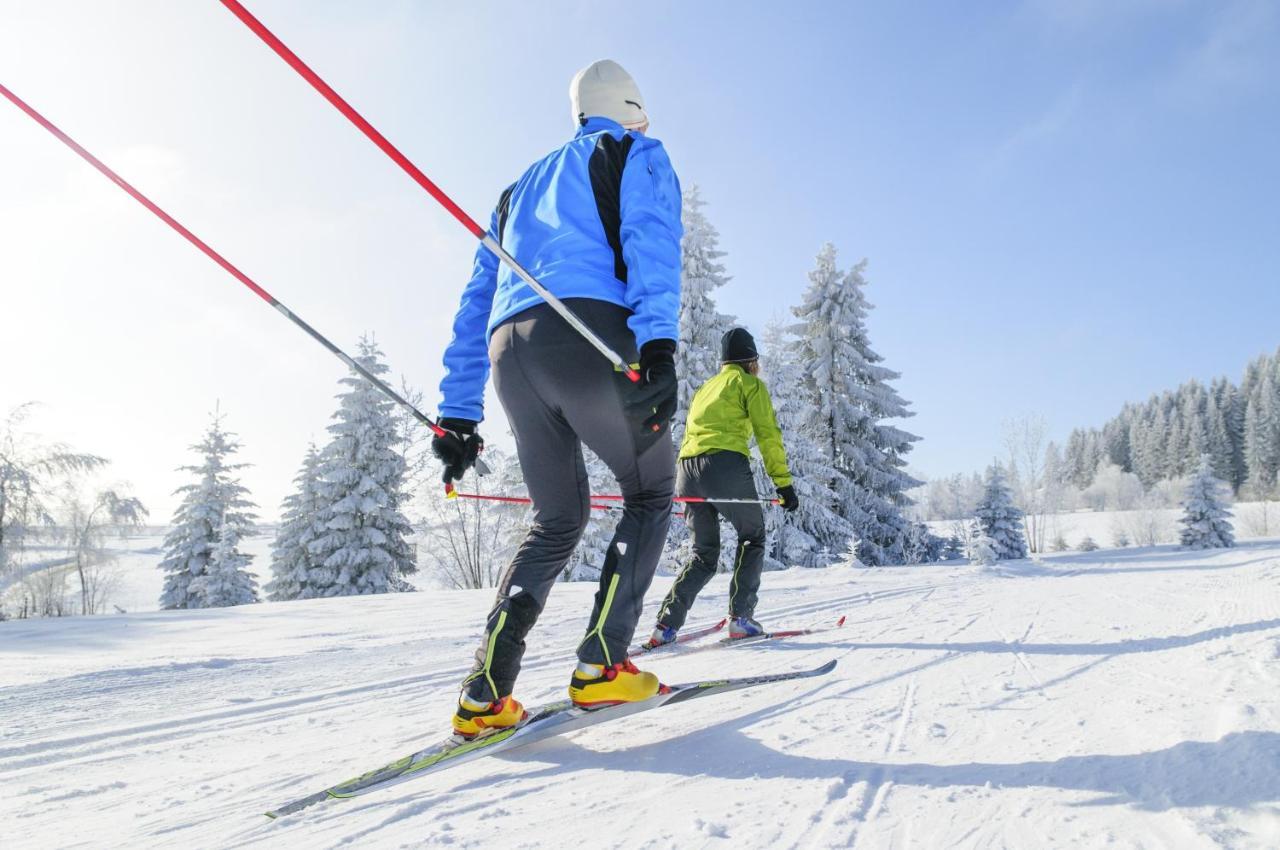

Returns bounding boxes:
[1243,365,1280,498]
[1178,455,1236,550]
[190,505,259,606]
[264,443,325,601]
[1206,379,1237,486]
[158,411,258,609]
[973,463,1028,561]
[756,322,851,566]
[673,184,735,448]
[789,243,922,565]
[967,523,997,566]
[307,336,417,596]
[1176,384,1209,478]
[1212,376,1247,491]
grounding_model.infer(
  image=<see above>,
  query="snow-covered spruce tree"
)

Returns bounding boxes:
[264,443,325,601]
[158,412,258,609]
[967,524,997,566]
[789,243,921,565]
[973,463,1027,561]
[673,184,735,449]
[190,506,259,606]
[1243,364,1280,498]
[307,337,417,595]
[755,322,851,567]
[1178,455,1235,550]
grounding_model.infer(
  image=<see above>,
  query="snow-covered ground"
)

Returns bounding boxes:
[4,542,1280,848]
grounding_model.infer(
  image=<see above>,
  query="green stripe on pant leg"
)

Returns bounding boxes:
[729,539,747,617]
[463,609,507,699]
[658,560,696,623]
[578,573,620,666]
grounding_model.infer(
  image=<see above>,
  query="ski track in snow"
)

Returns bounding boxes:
[5,546,1280,848]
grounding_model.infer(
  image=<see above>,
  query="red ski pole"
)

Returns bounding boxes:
[593,494,783,506]
[447,488,778,507]
[443,488,620,513]
[219,0,642,385]
[0,81,485,467]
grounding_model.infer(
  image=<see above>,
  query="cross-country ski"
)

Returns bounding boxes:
[266,659,837,818]
[632,617,727,654]
[4,2,1278,848]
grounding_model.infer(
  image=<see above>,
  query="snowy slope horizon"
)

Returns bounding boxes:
[7,501,1280,619]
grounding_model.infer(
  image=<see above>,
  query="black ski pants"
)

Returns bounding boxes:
[656,450,765,631]
[463,300,675,702]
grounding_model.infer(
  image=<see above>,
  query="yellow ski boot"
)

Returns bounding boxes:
[451,694,527,740]
[569,658,665,709]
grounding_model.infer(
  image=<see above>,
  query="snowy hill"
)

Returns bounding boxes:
[4,543,1280,848]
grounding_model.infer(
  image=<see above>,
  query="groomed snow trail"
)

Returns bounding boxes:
[4,543,1280,849]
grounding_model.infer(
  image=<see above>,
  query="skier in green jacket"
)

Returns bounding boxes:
[648,327,799,644]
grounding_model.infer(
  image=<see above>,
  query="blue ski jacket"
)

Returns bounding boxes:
[438,117,683,422]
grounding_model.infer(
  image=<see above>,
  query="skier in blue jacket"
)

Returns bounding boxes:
[432,60,683,738]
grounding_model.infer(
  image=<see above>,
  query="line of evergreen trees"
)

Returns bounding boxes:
[1064,349,1280,497]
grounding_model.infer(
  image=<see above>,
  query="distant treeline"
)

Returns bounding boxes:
[1064,348,1280,496]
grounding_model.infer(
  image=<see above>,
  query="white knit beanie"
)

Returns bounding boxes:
[569,60,648,129]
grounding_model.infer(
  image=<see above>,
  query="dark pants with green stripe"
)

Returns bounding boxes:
[463,301,675,702]
[657,450,765,630]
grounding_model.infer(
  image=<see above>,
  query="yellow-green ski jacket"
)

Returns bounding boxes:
[678,364,793,487]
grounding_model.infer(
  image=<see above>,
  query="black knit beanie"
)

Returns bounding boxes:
[720,327,758,363]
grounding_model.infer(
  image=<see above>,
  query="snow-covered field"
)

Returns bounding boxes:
[4,541,1280,848]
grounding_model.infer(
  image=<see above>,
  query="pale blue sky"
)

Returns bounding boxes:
[2,1,1277,519]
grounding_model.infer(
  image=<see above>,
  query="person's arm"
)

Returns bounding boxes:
[438,204,502,421]
[618,136,682,349]
[744,377,793,488]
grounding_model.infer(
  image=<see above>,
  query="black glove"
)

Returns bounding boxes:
[776,484,800,513]
[626,339,678,436]
[432,417,484,485]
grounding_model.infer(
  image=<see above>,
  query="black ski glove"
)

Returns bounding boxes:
[432,417,484,485]
[776,484,800,513]
[626,339,678,437]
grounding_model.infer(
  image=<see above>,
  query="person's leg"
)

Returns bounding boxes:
[720,501,766,619]
[460,316,591,703]
[520,300,675,667]
[574,432,674,666]
[698,452,766,620]
[655,458,722,630]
